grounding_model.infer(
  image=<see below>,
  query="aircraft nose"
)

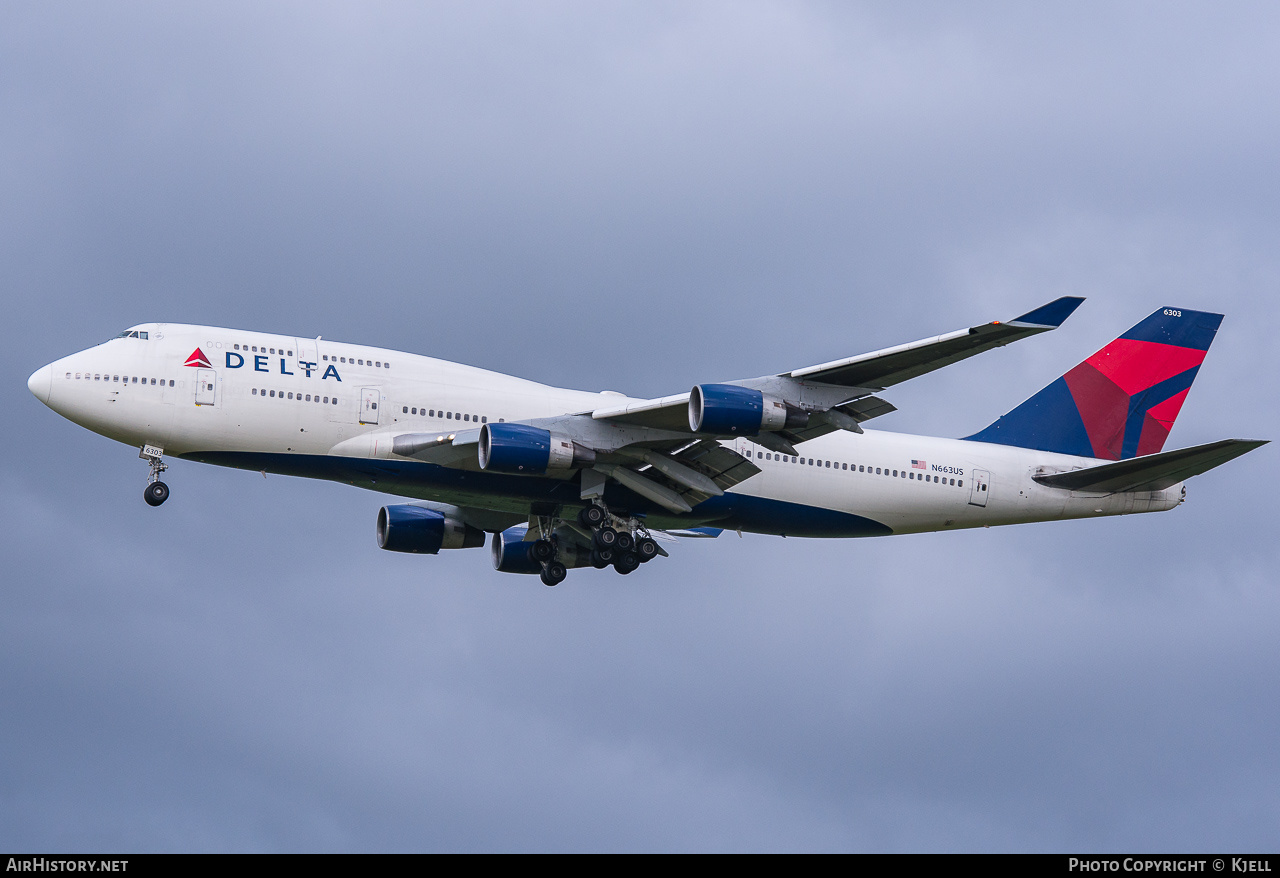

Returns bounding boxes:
[28,364,52,405]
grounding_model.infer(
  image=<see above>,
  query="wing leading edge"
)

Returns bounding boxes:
[588,296,1085,431]
[786,296,1085,388]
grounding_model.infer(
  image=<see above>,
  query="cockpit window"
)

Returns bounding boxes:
[113,330,149,340]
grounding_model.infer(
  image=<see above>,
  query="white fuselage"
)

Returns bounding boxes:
[29,323,1183,536]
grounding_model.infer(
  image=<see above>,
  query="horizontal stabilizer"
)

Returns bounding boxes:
[1033,439,1267,493]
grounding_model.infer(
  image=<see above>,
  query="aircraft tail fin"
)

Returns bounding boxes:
[965,307,1223,459]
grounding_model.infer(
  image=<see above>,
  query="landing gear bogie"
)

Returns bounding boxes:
[534,501,666,583]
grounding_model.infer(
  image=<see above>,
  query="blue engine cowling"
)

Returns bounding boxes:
[478,423,594,474]
[688,384,806,435]
[478,423,552,473]
[490,526,543,574]
[377,505,485,554]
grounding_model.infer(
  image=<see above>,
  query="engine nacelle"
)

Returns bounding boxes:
[688,384,808,435]
[478,423,595,474]
[490,526,543,574]
[490,526,597,574]
[377,505,485,554]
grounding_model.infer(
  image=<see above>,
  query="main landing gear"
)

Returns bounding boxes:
[140,445,170,507]
[529,536,569,586]
[524,504,664,586]
[578,504,660,579]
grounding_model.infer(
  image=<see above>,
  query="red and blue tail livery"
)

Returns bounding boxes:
[966,307,1222,460]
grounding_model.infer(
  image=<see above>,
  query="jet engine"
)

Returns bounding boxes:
[688,384,808,435]
[490,526,595,574]
[490,526,543,574]
[478,423,595,474]
[377,505,485,554]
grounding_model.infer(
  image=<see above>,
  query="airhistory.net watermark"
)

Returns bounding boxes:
[6,860,128,872]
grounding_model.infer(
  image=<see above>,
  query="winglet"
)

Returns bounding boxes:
[1006,296,1086,329]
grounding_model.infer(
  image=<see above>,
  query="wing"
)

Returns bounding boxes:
[587,296,1084,435]
[784,296,1085,389]
[386,298,1084,514]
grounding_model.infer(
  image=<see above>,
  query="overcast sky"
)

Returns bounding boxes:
[3,2,1278,852]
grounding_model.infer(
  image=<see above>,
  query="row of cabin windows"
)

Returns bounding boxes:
[753,450,962,487]
[229,342,392,370]
[234,343,292,356]
[252,388,338,404]
[401,406,491,424]
[70,372,174,387]
[324,354,389,368]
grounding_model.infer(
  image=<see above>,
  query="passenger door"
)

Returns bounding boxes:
[294,337,318,376]
[968,468,990,507]
[360,387,381,425]
[194,369,216,406]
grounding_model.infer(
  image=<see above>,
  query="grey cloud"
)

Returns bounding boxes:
[3,1,1277,852]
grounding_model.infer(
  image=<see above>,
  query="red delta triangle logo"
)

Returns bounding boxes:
[183,347,213,368]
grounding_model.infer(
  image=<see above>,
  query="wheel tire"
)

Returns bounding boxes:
[590,548,613,568]
[595,527,618,549]
[531,538,555,563]
[614,552,640,574]
[144,481,170,507]
[540,561,567,587]
[579,505,606,529]
[614,531,634,552]
[636,537,659,561]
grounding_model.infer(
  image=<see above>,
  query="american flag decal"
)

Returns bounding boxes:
[911,459,926,469]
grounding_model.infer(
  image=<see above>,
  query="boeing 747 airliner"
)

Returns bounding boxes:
[28,299,1265,585]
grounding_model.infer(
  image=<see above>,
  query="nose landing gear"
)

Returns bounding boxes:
[140,445,169,507]
[144,481,170,507]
